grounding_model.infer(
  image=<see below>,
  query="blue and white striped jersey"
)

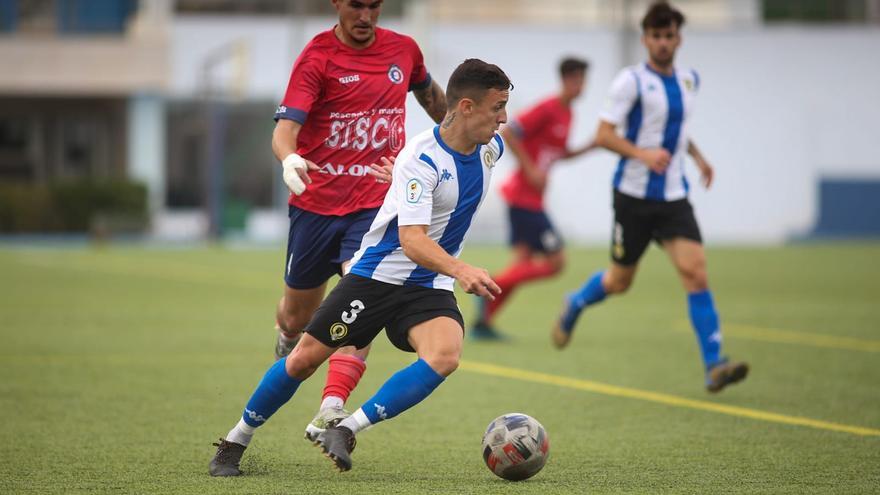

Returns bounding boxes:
[349,126,503,291]
[599,63,700,201]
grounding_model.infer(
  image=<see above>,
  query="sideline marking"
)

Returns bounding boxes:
[459,360,880,437]
[674,321,880,353]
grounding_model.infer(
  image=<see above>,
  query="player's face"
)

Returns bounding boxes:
[465,88,509,145]
[561,70,586,100]
[333,0,382,46]
[642,25,681,67]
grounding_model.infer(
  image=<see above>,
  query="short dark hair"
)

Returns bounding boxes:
[446,59,513,110]
[559,57,589,78]
[641,1,685,31]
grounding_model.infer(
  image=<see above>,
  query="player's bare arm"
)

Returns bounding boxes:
[413,79,448,124]
[595,120,670,173]
[564,139,599,159]
[399,224,501,300]
[272,119,320,194]
[687,140,714,188]
[500,125,545,190]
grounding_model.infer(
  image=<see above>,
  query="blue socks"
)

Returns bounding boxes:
[241,358,302,427]
[561,271,608,332]
[687,289,723,370]
[361,358,445,424]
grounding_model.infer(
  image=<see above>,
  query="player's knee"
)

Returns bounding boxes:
[423,351,460,377]
[284,352,319,380]
[605,276,632,294]
[277,311,309,337]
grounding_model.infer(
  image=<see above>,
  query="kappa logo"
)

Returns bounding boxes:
[440,169,454,182]
[244,408,267,423]
[387,64,404,84]
[374,403,388,420]
[339,74,360,84]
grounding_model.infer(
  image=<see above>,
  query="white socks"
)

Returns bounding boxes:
[338,408,372,435]
[320,396,344,410]
[226,419,256,446]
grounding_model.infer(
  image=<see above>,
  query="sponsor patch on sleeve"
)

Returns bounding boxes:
[406,178,424,204]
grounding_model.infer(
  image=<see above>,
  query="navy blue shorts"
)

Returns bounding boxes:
[284,205,380,289]
[507,206,563,253]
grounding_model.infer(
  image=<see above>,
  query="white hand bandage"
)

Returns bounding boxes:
[282,153,308,196]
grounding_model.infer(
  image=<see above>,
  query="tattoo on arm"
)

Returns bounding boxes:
[441,112,456,129]
[414,80,448,124]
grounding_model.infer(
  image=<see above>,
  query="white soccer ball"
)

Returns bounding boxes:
[481,413,550,481]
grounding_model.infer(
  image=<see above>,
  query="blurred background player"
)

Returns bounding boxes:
[209,58,510,475]
[271,0,446,443]
[551,1,748,392]
[471,57,596,339]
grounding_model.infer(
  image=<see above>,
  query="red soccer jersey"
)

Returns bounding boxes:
[275,26,430,216]
[499,96,573,211]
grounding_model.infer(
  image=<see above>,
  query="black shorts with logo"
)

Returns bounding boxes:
[611,190,702,266]
[304,274,464,353]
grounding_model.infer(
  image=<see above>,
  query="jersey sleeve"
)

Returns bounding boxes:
[407,37,431,92]
[598,69,640,126]
[274,45,325,124]
[509,101,550,139]
[395,150,439,226]
[490,133,504,161]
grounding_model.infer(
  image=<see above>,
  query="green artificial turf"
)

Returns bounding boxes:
[1,243,878,494]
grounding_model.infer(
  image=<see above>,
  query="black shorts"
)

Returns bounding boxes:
[304,274,464,353]
[507,206,563,253]
[611,190,702,266]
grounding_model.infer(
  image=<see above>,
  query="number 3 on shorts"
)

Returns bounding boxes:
[341,299,365,324]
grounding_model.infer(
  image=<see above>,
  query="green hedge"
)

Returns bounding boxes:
[0,181,148,233]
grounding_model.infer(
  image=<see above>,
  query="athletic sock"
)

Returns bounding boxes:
[320,396,344,411]
[226,418,256,446]
[487,259,559,321]
[345,359,445,431]
[687,289,723,370]
[561,270,607,331]
[322,354,366,405]
[338,408,372,434]
[240,358,302,428]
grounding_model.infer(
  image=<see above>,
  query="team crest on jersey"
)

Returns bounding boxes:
[329,322,348,341]
[387,64,404,84]
[406,178,424,203]
[684,79,694,91]
[483,149,496,168]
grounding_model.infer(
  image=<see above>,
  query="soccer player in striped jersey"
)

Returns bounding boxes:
[209,59,511,475]
[270,0,447,445]
[552,1,748,393]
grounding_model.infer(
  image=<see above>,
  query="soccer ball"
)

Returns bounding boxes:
[481,413,550,481]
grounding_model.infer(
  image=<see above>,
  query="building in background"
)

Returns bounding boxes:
[1,0,878,241]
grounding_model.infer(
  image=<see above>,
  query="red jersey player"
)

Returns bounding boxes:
[471,58,595,339]
[271,0,446,444]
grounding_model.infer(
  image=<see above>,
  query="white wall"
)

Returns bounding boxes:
[170,16,880,244]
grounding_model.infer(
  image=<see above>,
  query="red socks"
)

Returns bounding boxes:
[487,259,559,321]
[323,353,367,403]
